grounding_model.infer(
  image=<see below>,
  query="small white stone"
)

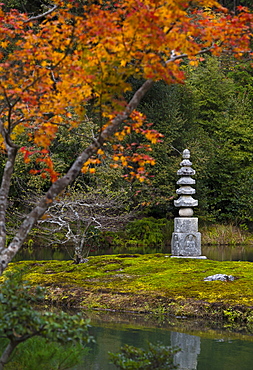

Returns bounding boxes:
[182,149,190,159]
[179,208,193,217]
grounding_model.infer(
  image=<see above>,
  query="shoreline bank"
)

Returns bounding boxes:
[7,254,253,330]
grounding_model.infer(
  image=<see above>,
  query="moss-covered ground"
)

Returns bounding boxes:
[5,254,253,327]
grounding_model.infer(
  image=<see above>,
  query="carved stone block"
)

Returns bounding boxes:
[171,231,201,256]
[174,217,198,233]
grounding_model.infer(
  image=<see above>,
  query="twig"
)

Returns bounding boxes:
[24,5,58,23]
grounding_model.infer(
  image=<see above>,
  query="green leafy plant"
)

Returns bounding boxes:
[109,342,179,369]
[0,336,88,370]
[0,270,93,369]
[106,217,172,254]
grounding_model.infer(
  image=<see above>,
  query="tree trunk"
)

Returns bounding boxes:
[0,124,18,253]
[0,341,18,370]
[0,52,198,273]
[0,79,155,274]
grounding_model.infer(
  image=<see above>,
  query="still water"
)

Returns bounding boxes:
[75,312,253,370]
[13,244,253,262]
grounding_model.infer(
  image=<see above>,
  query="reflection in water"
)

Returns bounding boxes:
[203,245,253,262]
[73,313,253,370]
[171,332,200,370]
[12,245,73,261]
[13,244,253,262]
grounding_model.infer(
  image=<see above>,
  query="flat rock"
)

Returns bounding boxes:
[204,274,235,282]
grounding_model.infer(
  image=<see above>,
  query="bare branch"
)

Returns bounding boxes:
[165,45,215,64]
[15,190,135,260]
[24,5,58,23]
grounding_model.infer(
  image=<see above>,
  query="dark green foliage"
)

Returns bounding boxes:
[184,57,253,224]
[0,270,92,368]
[0,336,88,370]
[0,271,92,344]
[125,217,172,248]
[133,81,194,217]
[109,342,179,369]
[134,57,252,225]
[131,56,253,225]
[103,217,173,254]
[1,0,50,14]
[218,0,253,12]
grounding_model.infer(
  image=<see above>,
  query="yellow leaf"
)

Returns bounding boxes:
[189,60,199,67]
[1,41,9,48]
[40,213,50,220]
[110,163,119,168]
[120,60,127,67]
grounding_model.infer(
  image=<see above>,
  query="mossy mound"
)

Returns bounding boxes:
[6,254,253,325]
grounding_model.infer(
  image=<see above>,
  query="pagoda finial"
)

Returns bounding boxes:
[182,148,190,159]
[174,149,197,217]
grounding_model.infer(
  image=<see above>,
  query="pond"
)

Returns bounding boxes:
[74,311,253,369]
[13,244,253,262]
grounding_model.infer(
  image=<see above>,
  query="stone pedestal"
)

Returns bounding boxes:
[171,218,201,257]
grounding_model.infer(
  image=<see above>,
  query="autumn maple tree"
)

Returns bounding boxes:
[0,0,252,273]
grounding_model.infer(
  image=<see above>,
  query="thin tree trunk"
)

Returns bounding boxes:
[0,341,18,370]
[0,79,154,274]
[0,124,18,253]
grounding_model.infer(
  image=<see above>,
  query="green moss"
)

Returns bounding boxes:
[6,255,253,325]
[7,256,253,303]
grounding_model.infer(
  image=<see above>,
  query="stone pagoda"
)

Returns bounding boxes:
[171,149,206,258]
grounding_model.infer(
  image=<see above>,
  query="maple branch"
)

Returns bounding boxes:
[0,28,77,130]
[0,90,21,143]
[165,45,215,64]
[24,5,58,23]
[0,45,238,271]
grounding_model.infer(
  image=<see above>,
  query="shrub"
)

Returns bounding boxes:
[109,342,179,370]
